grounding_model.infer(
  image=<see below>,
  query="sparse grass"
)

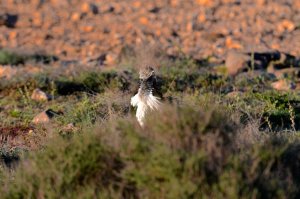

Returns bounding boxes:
[0,50,25,65]
[0,104,300,198]
[0,49,58,65]
[1,54,300,198]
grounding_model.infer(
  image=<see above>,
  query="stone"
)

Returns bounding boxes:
[81,25,94,33]
[81,3,98,14]
[225,51,250,76]
[71,13,81,22]
[0,13,18,28]
[225,37,243,49]
[170,0,179,7]
[32,12,43,27]
[104,53,117,65]
[62,123,77,132]
[32,111,51,124]
[139,17,149,25]
[0,66,17,79]
[226,91,243,98]
[31,88,51,101]
[0,14,5,26]
[268,67,300,79]
[32,109,62,124]
[277,20,295,33]
[132,1,142,8]
[9,31,17,40]
[197,14,206,23]
[196,0,213,7]
[271,79,295,91]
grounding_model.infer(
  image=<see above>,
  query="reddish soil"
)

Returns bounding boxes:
[0,0,299,64]
[0,125,33,139]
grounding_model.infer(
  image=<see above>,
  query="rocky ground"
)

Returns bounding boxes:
[0,0,299,65]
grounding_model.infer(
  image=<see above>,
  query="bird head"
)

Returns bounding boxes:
[139,66,155,80]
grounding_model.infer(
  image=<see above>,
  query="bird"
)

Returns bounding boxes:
[131,66,161,126]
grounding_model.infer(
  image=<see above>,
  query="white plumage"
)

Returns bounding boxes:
[131,66,161,126]
[131,90,160,126]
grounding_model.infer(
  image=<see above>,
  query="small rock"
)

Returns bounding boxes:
[0,66,17,79]
[81,3,98,14]
[62,123,77,132]
[225,51,250,76]
[9,31,17,39]
[0,14,5,26]
[277,20,295,33]
[32,111,51,124]
[170,0,179,7]
[196,0,213,7]
[197,14,206,23]
[84,54,106,66]
[32,12,43,27]
[225,37,243,49]
[104,53,117,65]
[99,4,114,13]
[82,25,94,33]
[226,91,243,98]
[139,17,149,25]
[31,88,51,101]
[271,79,295,91]
[268,67,300,79]
[66,123,75,129]
[0,13,18,28]
[132,1,142,8]
[32,109,62,124]
[71,13,81,22]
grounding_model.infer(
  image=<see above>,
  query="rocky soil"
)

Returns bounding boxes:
[0,0,299,66]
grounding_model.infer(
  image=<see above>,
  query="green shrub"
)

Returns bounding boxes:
[0,50,57,65]
[0,50,25,65]
[1,134,126,199]
[1,104,299,198]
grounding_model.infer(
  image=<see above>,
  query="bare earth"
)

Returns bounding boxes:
[0,0,299,65]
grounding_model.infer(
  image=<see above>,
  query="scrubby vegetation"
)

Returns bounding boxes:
[1,54,300,198]
[1,103,300,198]
[1,0,300,197]
[0,49,58,65]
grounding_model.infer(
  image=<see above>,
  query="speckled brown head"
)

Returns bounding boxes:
[139,66,155,80]
[138,66,157,96]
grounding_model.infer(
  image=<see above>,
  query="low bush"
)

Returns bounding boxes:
[1,104,299,198]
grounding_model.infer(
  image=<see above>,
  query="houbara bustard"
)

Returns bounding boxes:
[131,66,161,126]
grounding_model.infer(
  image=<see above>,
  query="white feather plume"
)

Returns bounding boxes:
[131,90,161,126]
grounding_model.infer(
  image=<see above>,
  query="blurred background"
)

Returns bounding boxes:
[0,0,299,68]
